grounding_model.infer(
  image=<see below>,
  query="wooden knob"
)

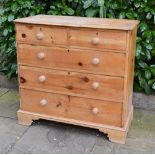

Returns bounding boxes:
[92,58,100,65]
[91,37,99,45]
[37,52,45,60]
[40,99,47,106]
[38,75,46,82]
[92,107,99,114]
[92,82,99,90]
[36,32,44,40]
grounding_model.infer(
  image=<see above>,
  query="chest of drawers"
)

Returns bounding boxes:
[14,15,139,144]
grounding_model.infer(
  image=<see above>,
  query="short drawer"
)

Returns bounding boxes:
[15,24,68,45]
[18,44,126,76]
[20,89,122,127]
[69,29,127,51]
[19,66,124,102]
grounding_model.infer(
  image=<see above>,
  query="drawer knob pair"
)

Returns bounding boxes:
[92,107,99,114]
[92,82,99,90]
[38,76,99,89]
[36,32,44,40]
[92,37,100,45]
[38,75,46,82]
[92,58,100,65]
[40,99,48,106]
[37,52,45,59]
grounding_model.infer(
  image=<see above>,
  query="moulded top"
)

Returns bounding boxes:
[14,15,139,30]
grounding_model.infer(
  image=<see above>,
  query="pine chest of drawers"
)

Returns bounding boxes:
[14,15,139,144]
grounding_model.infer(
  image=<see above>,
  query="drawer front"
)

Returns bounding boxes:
[19,66,124,102]
[18,44,125,76]
[20,89,122,127]
[69,29,127,51]
[16,24,67,45]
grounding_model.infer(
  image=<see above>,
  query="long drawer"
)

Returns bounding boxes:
[20,88,122,127]
[17,44,125,76]
[19,66,124,102]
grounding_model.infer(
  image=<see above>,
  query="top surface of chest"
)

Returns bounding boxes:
[14,15,139,30]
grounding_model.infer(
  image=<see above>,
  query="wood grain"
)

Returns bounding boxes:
[17,44,126,77]
[15,15,139,144]
[17,104,133,144]
[69,29,127,51]
[19,66,124,102]
[15,24,68,45]
[14,15,139,30]
[20,88,122,127]
[122,27,138,126]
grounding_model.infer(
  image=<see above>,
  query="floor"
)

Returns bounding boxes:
[0,88,155,154]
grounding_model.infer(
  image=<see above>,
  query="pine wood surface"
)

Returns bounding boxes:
[16,23,127,51]
[18,44,126,77]
[17,105,133,144]
[69,29,127,51]
[15,15,139,144]
[19,66,124,102]
[20,88,122,127]
[15,24,68,45]
[14,15,139,30]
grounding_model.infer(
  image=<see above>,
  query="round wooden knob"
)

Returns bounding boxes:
[92,82,99,90]
[36,32,44,40]
[91,37,99,45]
[40,99,47,106]
[38,75,46,82]
[92,58,100,65]
[37,52,45,60]
[92,107,99,114]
